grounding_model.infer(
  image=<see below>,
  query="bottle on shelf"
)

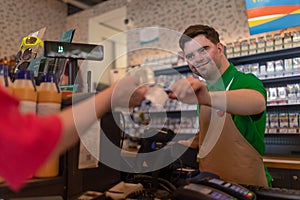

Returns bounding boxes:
[0,65,13,184]
[13,69,37,113]
[34,72,62,178]
[0,64,13,94]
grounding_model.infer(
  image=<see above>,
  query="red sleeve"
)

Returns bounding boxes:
[0,86,62,191]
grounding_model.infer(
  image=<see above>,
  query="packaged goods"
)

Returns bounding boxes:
[233,41,241,57]
[283,32,293,49]
[249,38,257,55]
[265,34,274,52]
[240,40,249,56]
[257,36,266,53]
[274,33,283,50]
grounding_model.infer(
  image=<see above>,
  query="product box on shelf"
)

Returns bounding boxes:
[274,33,283,50]
[284,32,293,49]
[274,60,284,77]
[268,87,278,105]
[269,112,279,133]
[284,58,293,76]
[292,57,300,75]
[248,38,257,55]
[265,34,274,52]
[240,40,249,56]
[287,84,298,104]
[266,61,276,77]
[293,30,300,47]
[279,112,289,133]
[258,64,267,79]
[233,41,241,57]
[225,42,234,58]
[277,86,287,104]
[235,65,243,72]
[250,63,259,76]
[257,36,266,53]
[288,112,299,133]
[243,64,251,73]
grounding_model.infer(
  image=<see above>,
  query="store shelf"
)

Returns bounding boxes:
[228,46,300,65]
[264,134,300,157]
[262,74,300,87]
[229,47,300,158]
[153,65,191,76]
[267,103,300,113]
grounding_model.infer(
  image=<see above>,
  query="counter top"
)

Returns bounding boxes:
[263,156,300,170]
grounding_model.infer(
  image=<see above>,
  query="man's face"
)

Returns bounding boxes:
[183,35,222,81]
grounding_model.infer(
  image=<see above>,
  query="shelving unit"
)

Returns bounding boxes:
[228,47,300,158]
[228,46,300,190]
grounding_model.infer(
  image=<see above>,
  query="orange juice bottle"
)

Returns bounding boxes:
[0,64,13,94]
[34,72,62,178]
[13,69,37,113]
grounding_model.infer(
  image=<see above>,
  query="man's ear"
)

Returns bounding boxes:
[217,42,225,54]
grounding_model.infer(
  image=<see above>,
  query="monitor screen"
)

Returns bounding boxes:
[44,41,104,61]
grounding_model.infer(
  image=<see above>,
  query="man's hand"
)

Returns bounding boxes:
[110,76,147,108]
[168,76,209,105]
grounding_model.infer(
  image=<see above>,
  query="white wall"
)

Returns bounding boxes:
[66,0,251,68]
[0,0,67,57]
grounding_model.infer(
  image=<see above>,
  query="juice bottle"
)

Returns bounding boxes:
[0,64,13,94]
[13,69,37,113]
[34,72,62,178]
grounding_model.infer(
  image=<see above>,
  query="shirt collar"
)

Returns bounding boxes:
[207,63,237,91]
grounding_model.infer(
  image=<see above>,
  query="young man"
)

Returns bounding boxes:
[168,24,272,186]
[0,76,147,191]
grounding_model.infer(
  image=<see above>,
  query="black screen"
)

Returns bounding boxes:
[44,41,103,61]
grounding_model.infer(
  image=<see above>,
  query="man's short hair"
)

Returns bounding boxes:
[179,25,220,50]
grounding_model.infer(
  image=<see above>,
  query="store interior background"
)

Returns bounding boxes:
[0,0,256,88]
[3,0,300,198]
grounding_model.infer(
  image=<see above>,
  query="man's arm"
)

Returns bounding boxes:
[209,89,266,116]
[169,77,266,116]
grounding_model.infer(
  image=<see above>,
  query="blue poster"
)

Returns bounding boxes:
[245,0,300,35]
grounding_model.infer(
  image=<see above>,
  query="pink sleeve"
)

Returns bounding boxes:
[0,87,63,191]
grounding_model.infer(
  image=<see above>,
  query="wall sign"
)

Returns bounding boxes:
[245,0,300,35]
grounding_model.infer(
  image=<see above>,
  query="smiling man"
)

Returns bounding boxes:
[168,24,272,187]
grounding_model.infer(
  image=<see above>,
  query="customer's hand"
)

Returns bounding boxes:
[110,76,147,108]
